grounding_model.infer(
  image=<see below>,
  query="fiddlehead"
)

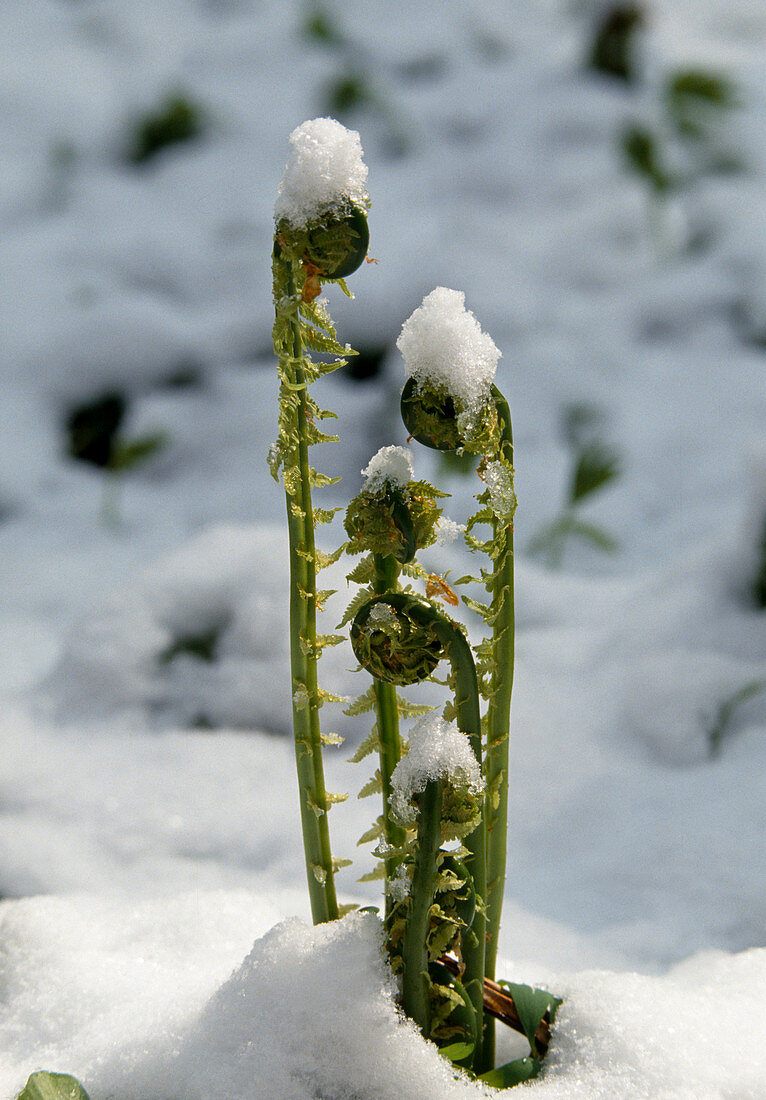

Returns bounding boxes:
[396,288,515,1071]
[350,591,486,1067]
[387,710,485,1050]
[276,202,369,288]
[271,118,370,926]
[342,448,446,910]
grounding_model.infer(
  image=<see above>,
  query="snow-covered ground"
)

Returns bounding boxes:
[1,1,765,1096]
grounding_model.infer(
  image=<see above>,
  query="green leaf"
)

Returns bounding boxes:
[439,1041,474,1064]
[498,981,562,1051]
[567,519,619,553]
[158,622,225,664]
[569,442,619,504]
[665,69,738,113]
[621,124,673,194]
[127,93,204,165]
[478,1056,541,1088]
[108,432,167,472]
[707,678,766,759]
[16,1072,91,1100]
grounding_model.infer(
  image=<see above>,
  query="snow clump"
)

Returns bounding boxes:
[362,445,414,493]
[390,713,484,825]
[484,459,516,520]
[435,515,466,545]
[367,601,400,630]
[274,117,369,227]
[163,912,495,1100]
[397,287,501,428]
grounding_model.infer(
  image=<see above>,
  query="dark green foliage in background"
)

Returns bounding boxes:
[587,4,645,83]
[128,93,205,165]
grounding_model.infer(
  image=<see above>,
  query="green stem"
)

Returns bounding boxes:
[401,778,443,1037]
[483,386,515,1069]
[282,263,338,925]
[372,554,406,919]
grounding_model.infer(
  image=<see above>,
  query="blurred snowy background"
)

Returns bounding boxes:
[0,1,765,1096]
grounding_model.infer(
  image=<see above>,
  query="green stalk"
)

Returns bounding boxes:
[372,553,405,918]
[282,263,338,925]
[483,386,515,1068]
[401,778,443,1037]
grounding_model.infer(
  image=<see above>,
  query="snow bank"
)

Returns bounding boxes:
[1,899,764,1100]
[536,949,766,1099]
[44,523,358,733]
[159,913,492,1100]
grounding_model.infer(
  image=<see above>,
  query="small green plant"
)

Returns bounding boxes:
[706,679,766,759]
[664,69,739,148]
[621,123,673,197]
[529,403,619,568]
[621,66,740,253]
[15,1072,90,1100]
[271,124,558,1086]
[127,92,204,165]
[587,3,645,83]
[65,391,167,524]
[301,3,344,47]
[270,117,371,924]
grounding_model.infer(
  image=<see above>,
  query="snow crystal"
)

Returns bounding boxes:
[435,516,466,546]
[484,459,516,520]
[274,117,369,227]
[387,863,412,903]
[362,445,414,493]
[396,287,501,425]
[390,714,484,824]
[367,601,400,629]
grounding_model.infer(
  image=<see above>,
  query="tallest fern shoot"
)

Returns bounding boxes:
[270,118,370,924]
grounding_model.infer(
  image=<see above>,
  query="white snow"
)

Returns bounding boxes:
[361,445,414,493]
[483,459,517,521]
[0,0,765,1096]
[435,516,466,545]
[274,117,369,228]
[367,601,400,629]
[397,288,501,431]
[390,714,484,825]
[1,899,764,1099]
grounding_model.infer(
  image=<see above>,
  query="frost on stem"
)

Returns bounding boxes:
[398,287,501,452]
[483,458,517,522]
[390,713,484,836]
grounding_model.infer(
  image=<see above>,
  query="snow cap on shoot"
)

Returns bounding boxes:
[344,448,443,564]
[397,288,501,449]
[275,117,369,228]
[362,446,414,494]
[390,713,484,838]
